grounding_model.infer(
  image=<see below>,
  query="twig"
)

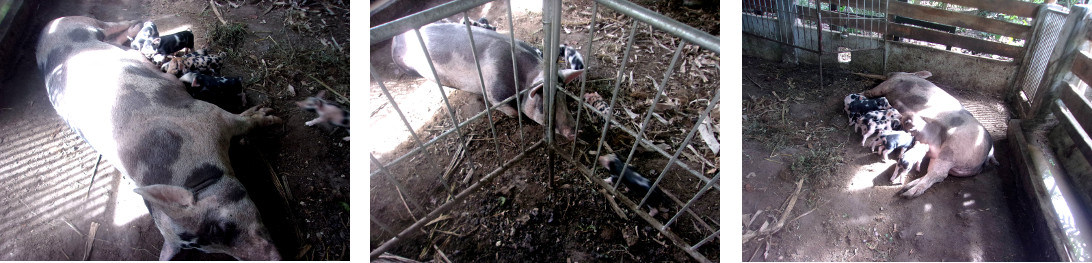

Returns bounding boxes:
[255,151,293,205]
[209,0,228,25]
[86,155,102,199]
[61,219,82,236]
[433,245,452,263]
[83,222,100,260]
[395,184,418,222]
[307,74,348,103]
[597,188,629,219]
[442,135,471,181]
[744,74,765,90]
[853,72,887,80]
[748,241,764,262]
[742,177,806,244]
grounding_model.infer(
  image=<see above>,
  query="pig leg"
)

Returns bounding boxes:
[899,158,954,197]
[861,125,879,146]
[229,106,282,136]
[881,147,895,162]
[891,165,905,185]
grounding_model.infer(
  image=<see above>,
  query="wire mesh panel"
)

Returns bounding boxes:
[1013,4,1071,118]
[557,0,721,261]
[370,0,720,261]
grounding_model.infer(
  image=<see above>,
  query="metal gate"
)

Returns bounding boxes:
[370,0,720,261]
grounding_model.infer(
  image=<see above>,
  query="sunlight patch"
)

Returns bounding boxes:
[846,161,894,191]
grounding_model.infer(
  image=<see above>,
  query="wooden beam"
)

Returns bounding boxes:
[816,0,1039,18]
[1072,53,1092,86]
[1052,98,1092,169]
[886,22,1025,58]
[1059,83,1092,141]
[933,0,1040,18]
[889,0,1030,39]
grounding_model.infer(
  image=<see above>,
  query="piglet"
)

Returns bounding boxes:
[870,130,914,162]
[151,31,195,63]
[559,44,585,70]
[179,72,246,111]
[844,93,863,114]
[857,109,902,145]
[891,142,929,185]
[461,17,496,31]
[162,54,223,77]
[129,21,159,59]
[295,90,349,141]
[847,96,890,126]
[598,154,668,217]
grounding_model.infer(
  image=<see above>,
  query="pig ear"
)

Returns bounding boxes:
[914,71,932,79]
[522,84,546,124]
[558,69,584,84]
[134,185,195,215]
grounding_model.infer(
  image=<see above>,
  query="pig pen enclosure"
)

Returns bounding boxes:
[0,0,348,260]
[369,0,720,262]
[744,0,1092,261]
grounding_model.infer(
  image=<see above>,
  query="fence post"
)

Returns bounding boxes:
[1028,5,1091,130]
[1011,4,1070,118]
[776,0,798,63]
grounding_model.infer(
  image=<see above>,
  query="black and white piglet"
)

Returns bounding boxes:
[857,109,902,146]
[179,72,246,110]
[891,142,929,185]
[869,130,915,162]
[151,31,195,63]
[129,21,158,58]
[845,95,890,126]
[598,154,668,216]
[462,17,496,31]
[559,44,585,70]
[295,90,349,141]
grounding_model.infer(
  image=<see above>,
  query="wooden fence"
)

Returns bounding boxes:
[743,0,1041,60]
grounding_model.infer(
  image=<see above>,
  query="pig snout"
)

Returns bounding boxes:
[232,236,280,260]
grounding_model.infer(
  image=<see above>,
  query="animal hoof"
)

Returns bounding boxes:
[242,106,281,125]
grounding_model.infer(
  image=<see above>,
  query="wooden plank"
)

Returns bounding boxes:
[816,0,1038,18]
[887,22,1024,58]
[1059,83,1092,140]
[1072,52,1092,86]
[889,0,1030,39]
[1052,99,1092,169]
[934,0,1039,18]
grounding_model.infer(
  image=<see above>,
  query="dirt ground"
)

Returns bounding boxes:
[0,0,348,260]
[369,0,720,261]
[740,55,1058,261]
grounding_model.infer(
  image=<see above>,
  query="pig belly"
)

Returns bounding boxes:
[919,114,992,176]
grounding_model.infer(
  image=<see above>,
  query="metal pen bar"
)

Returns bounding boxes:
[370,140,545,259]
[640,88,721,206]
[559,86,718,189]
[372,67,425,150]
[507,0,526,151]
[371,0,497,44]
[462,12,503,156]
[690,229,720,250]
[371,154,426,219]
[594,19,639,190]
[555,151,712,263]
[619,41,687,195]
[662,172,720,230]
[571,2,600,158]
[413,28,469,148]
[370,88,535,177]
[590,0,719,54]
[543,0,562,145]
